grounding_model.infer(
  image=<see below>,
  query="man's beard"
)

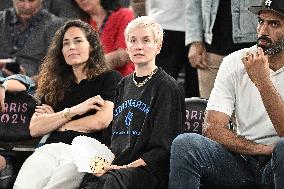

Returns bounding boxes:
[257,35,284,55]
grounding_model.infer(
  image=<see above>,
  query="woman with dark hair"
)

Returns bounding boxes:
[75,0,135,77]
[14,20,121,189]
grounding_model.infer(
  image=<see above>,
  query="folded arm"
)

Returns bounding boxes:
[29,95,112,137]
[59,100,114,133]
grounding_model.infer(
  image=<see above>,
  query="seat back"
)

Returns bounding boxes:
[184,97,207,135]
[0,91,40,189]
[0,91,40,149]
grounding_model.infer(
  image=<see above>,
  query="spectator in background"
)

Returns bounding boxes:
[0,0,13,10]
[0,0,65,77]
[130,0,146,17]
[169,0,284,188]
[147,0,199,98]
[75,0,135,77]
[0,0,86,19]
[42,0,87,19]
[14,20,121,189]
[186,0,262,99]
[118,0,144,17]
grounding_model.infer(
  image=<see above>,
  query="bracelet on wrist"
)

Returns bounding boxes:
[62,108,72,121]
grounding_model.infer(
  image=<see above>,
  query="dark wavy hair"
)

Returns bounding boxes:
[36,20,108,107]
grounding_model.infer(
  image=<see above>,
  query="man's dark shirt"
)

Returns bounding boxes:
[0,8,65,76]
[0,0,85,19]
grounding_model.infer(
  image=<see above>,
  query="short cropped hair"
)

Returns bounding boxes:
[124,16,163,45]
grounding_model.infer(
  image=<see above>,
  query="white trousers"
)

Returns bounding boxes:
[14,143,85,189]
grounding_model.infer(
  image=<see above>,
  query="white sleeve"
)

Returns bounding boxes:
[206,56,236,116]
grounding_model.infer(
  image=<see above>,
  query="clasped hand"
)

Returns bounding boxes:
[71,95,105,115]
[35,104,55,115]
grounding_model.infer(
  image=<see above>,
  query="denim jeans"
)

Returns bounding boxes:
[169,133,284,189]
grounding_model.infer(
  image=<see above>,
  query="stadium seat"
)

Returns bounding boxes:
[184,97,207,135]
[0,91,40,188]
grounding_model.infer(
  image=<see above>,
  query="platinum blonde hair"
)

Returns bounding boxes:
[124,16,163,45]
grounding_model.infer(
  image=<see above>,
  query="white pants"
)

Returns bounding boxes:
[14,143,85,189]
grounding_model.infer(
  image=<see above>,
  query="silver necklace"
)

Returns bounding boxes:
[132,67,158,87]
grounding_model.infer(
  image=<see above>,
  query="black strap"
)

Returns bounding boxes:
[99,11,112,35]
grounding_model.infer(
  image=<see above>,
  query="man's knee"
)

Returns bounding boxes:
[172,133,205,149]
[171,133,207,160]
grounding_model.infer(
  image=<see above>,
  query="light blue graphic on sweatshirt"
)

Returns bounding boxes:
[114,99,150,117]
[125,111,133,128]
[113,99,150,136]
